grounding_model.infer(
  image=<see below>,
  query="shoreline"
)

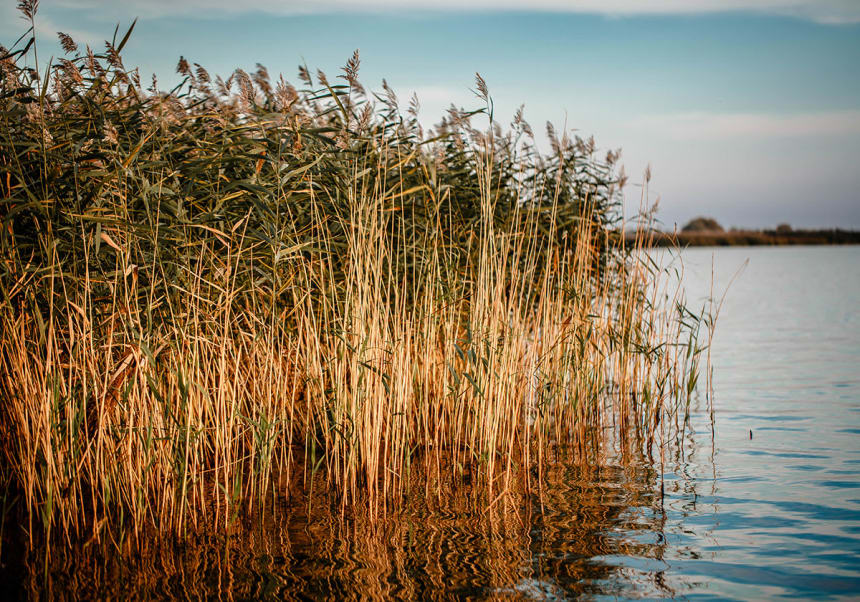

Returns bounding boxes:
[626,229,860,247]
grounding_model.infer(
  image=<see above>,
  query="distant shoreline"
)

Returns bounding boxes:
[627,229,860,247]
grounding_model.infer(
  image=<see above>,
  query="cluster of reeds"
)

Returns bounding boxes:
[0,6,706,543]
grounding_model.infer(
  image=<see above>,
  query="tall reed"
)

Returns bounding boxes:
[0,9,707,542]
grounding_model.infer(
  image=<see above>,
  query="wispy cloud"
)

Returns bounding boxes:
[408,85,477,111]
[0,3,100,48]
[629,110,860,140]
[42,0,860,24]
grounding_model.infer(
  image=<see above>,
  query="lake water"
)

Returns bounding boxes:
[653,245,860,599]
[6,245,860,599]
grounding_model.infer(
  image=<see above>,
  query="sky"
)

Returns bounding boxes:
[3,1,859,229]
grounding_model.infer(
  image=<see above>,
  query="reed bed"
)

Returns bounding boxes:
[0,7,707,544]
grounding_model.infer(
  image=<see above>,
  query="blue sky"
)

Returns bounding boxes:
[3,1,859,229]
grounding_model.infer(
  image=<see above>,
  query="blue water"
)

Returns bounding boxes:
[659,245,860,599]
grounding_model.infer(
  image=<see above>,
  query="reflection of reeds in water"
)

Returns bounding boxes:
[14,461,679,599]
[0,4,710,548]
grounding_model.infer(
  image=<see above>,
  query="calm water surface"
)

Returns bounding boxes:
[8,245,860,599]
[660,245,860,599]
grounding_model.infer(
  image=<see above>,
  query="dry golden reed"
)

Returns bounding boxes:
[0,10,709,543]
